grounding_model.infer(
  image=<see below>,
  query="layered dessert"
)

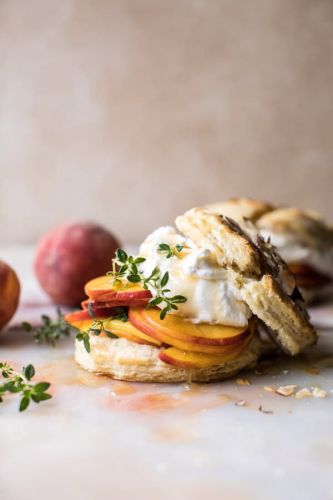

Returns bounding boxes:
[65,208,316,383]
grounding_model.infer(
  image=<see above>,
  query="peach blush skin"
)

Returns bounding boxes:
[34,222,120,306]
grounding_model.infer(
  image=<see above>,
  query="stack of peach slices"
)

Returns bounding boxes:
[65,251,254,371]
[65,208,316,383]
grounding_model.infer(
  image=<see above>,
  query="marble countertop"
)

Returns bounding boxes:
[1,246,333,500]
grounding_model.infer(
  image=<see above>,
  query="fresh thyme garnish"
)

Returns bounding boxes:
[75,306,121,353]
[76,248,188,353]
[113,307,129,322]
[143,267,187,319]
[107,249,146,285]
[0,362,52,412]
[107,249,187,320]
[157,243,184,259]
[22,307,72,346]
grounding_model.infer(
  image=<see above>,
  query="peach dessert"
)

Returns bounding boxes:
[65,208,316,383]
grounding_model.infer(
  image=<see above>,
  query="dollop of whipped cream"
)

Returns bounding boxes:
[139,226,251,327]
[259,230,333,278]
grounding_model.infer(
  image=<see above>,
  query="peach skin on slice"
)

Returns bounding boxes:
[102,318,162,346]
[65,308,114,323]
[129,308,251,354]
[158,340,251,369]
[66,314,161,347]
[81,298,149,310]
[84,276,152,303]
[129,307,251,347]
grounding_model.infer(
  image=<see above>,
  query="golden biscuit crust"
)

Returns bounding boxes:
[206,198,274,224]
[75,335,261,383]
[176,208,262,278]
[257,207,333,249]
[240,275,316,355]
[177,207,317,355]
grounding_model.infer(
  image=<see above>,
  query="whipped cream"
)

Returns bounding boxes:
[260,230,333,278]
[139,226,251,327]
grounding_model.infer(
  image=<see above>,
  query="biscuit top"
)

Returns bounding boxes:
[208,199,333,279]
[175,207,317,354]
[257,207,333,249]
[257,208,333,278]
[176,208,263,278]
[206,198,274,224]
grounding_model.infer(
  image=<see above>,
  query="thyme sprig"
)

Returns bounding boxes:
[107,249,187,319]
[22,307,72,346]
[143,267,187,319]
[0,362,52,412]
[107,249,146,285]
[157,243,184,259]
[76,248,188,353]
[75,306,122,353]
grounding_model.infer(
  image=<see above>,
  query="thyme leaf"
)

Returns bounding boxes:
[0,362,52,412]
[157,243,184,259]
[73,307,128,353]
[22,307,72,346]
[106,248,188,321]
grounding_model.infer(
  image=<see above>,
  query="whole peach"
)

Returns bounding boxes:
[34,222,121,306]
[0,260,20,330]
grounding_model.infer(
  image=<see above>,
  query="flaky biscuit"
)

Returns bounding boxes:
[75,335,261,383]
[257,207,333,250]
[176,208,317,355]
[176,208,262,278]
[206,198,274,224]
[240,275,314,355]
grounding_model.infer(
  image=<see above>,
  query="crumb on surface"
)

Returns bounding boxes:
[312,387,327,399]
[295,388,312,399]
[295,387,328,399]
[236,378,251,386]
[275,385,298,397]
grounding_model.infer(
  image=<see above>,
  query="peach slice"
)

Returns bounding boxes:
[103,319,162,346]
[65,309,112,324]
[66,315,161,347]
[158,342,250,369]
[84,276,152,303]
[129,308,251,354]
[81,298,149,310]
[129,308,250,348]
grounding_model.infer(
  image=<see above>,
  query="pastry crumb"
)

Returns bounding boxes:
[312,387,327,398]
[295,388,312,399]
[264,386,275,393]
[275,385,298,397]
[236,378,251,386]
[295,386,328,399]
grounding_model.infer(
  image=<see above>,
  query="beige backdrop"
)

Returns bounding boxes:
[1,0,333,245]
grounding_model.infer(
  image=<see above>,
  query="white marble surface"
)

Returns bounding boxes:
[1,247,333,500]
